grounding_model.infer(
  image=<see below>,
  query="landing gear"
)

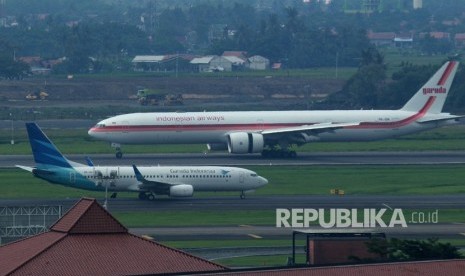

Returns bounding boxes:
[116,151,123,159]
[240,191,245,199]
[110,192,118,198]
[138,192,155,201]
[112,143,123,159]
[261,148,297,158]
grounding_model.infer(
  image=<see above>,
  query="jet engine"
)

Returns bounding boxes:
[169,184,194,197]
[227,132,264,154]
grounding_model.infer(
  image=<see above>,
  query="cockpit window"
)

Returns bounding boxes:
[96,123,106,128]
[250,173,257,177]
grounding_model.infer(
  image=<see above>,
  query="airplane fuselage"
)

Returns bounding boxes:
[34,165,267,193]
[88,61,461,157]
[89,109,456,145]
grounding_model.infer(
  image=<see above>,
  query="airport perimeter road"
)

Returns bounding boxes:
[2,194,465,212]
[3,151,465,168]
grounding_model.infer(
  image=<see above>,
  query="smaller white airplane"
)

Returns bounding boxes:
[16,123,268,200]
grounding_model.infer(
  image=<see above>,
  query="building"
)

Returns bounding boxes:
[367,31,396,47]
[223,55,247,70]
[248,55,270,70]
[454,33,465,48]
[291,229,386,266]
[420,32,451,41]
[132,54,194,72]
[394,34,414,48]
[190,56,216,72]
[132,55,165,71]
[0,198,226,276]
[210,56,233,71]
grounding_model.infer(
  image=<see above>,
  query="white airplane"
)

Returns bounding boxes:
[89,61,462,158]
[16,123,268,200]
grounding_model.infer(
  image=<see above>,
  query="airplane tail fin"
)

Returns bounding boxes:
[400,61,459,114]
[26,122,73,168]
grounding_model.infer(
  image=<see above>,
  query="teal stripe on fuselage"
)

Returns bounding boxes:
[36,166,100,191]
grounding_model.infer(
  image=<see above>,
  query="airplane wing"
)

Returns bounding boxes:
[261,122,360,136]
[132,165,172,193]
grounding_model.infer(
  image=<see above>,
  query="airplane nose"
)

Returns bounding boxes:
[259,176,268,186]
[88,127,97,137]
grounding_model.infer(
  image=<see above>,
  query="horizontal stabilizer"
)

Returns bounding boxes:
[417,114,464,124]
[15,165,34,172]
[16,165,55,176]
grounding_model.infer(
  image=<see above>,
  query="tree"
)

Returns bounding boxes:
[337,46,386,108]
[0,40,30,79]
[366,238,461,261]
[378,63,437,109]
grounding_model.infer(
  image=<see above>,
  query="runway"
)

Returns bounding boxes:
[2,195,465,241]
[2,194,465,243]
[1,194,465,212]
[3,151,465,168]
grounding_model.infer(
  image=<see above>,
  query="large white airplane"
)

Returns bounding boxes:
[17,123,268,200]
[89,61,462,158]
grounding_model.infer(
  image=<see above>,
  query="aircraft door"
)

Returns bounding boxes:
[175,117,183,132]
[257,119,264,131]
[69,172,76,184]
[239,172,244,184]
[121,121,130,133]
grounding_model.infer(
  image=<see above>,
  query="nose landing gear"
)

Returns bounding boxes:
[112,143,123,159]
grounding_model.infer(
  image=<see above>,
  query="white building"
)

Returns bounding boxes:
[132,55,165,71]
[209,56,233,71]
[247,55,270,70]
[190,56,215,72]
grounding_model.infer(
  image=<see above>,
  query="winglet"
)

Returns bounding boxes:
[25,123,73,168]
[401,61,459,114]
[85,156,95,167]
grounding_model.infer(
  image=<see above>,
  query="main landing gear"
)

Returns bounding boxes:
[138,192,155,201]
[112,143,123,159]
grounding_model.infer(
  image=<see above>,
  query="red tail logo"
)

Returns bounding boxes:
[422,87,447,95]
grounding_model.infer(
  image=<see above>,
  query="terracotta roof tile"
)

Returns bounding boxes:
[0,231,66,275]
[51,198,127,234]
[10,234,225,276]
[0,198,226,275]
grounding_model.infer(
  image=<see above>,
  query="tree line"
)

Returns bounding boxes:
[1,0,465,75]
